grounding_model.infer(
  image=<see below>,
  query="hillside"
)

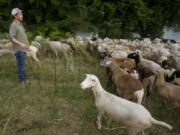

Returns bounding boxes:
[0,47,179,135]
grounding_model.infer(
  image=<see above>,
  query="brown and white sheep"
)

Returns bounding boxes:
[101,57,138,88]
[100,58,144,104]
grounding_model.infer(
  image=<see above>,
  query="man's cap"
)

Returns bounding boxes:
[11,8,22,16]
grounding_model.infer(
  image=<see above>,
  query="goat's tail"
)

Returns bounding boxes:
[150,117,172,130]
[152,75,158,90]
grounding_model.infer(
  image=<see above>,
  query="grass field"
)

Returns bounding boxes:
[0,46,179,135]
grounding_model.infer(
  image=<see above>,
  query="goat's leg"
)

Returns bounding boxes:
[142,83,150,104]
[142,79,148,104]
[142,95,146,105]
[147,75,156,98]
[159,99,170,110]
[32,54,39,63]
[54,50,59,58]
[96,111,104,130]
[135,89,144,104]
[106,79,111,88]
[127,128,139,135]
[175,102,180,107]
[162,99,168,109]
[140,130,145,135]
[27,57,33,68]
[106,68,112,88]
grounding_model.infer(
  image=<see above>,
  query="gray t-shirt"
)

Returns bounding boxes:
[9,20,29,53]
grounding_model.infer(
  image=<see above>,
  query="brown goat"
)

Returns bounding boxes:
[100,58,144,104]
[155,70,180,106]
[102,57,136,88]
[112,57,136,73]
[127,52,156,103]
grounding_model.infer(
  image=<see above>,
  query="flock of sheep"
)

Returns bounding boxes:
[81,37,180,135]
[0,36,180,135]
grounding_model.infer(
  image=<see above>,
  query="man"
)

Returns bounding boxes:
[9,8,29,83]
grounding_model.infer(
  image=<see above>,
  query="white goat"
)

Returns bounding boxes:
[141,58,162,74]
[81,74,172,135]
[26,45,39,63]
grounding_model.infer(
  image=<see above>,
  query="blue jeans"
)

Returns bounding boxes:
[15,52,27,82]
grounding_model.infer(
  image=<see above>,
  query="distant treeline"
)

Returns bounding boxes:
[0,0,180,39]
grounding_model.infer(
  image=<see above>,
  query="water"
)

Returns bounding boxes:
[132,28,180,41]
[163,28,180,41]
[76,32,98,39]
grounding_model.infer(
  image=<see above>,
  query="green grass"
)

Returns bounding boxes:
[0,47,179,135]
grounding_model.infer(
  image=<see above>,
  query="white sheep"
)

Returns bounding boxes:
[81,74,172,135]
[26,45,39,63]
[111,50,129,58]
[34,35,44,42]
[0,49,14,56]
[48,41,71,58]
[31,41,41,48]
[0,39,12,49]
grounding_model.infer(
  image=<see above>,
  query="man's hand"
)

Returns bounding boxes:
[20,43,28,49]
[11,38,28,49]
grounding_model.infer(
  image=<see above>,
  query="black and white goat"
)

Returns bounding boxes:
[127,52,154,80]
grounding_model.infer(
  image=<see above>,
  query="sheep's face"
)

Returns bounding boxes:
[127,52,140,63]
[161,60,169,69]
[81,74,97,89]
[100,57,112,67]
[127,52,137,59]
[99,52,112,59]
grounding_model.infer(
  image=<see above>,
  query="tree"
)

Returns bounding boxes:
[0,0,180,39]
